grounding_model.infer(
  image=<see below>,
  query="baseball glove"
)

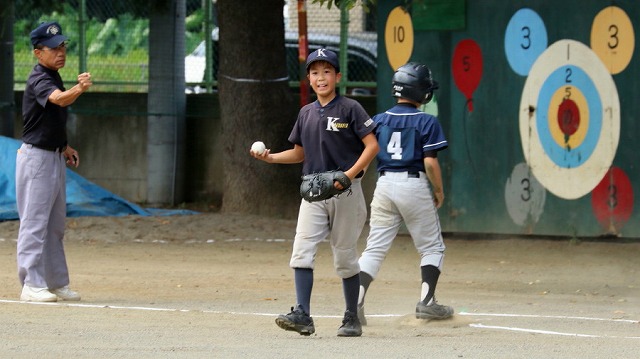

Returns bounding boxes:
[300,171,352,202]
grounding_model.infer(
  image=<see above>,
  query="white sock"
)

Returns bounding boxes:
[420,282,434,305]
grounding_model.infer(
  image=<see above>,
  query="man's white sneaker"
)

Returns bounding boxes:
[51,286,81,301]
[21,285,58,302]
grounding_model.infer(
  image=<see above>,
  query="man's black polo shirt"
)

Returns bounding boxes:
[22,64,68,148]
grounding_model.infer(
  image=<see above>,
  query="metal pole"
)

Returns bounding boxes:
[297,0,309,106]
[79,0,87,73]
[339,0,349,96]
[204,0,213,91]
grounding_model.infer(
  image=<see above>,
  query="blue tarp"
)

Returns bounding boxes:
[0,136,196,220]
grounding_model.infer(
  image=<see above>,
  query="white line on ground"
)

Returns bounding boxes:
[2,299,638,339]
[0,299,354,318]
[459,311,639,324]
[470,323,640,339]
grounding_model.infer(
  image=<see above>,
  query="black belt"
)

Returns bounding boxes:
[380,171,420,178]
[27,143,67,152]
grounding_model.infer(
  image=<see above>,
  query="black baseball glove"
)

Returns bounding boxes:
[300,171,352,202]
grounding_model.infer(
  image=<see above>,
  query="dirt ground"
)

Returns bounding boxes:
[0,212,638,358]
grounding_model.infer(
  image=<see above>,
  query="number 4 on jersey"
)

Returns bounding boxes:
[388,131,403,159]
[379,126,416,165]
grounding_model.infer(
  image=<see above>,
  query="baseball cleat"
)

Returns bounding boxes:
[337,310,362,337]
[275,305,315,336]
[415,299,454,320]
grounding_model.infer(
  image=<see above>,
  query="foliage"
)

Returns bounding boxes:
[88,14,149,55]
[14,0,65,15]
[310,0,376,12]
[14,3,79,51]
[185,8,206,52]
[12,1,201,90]
[310,0,419,12]
[185,8,204,32]
[14,48,149,91]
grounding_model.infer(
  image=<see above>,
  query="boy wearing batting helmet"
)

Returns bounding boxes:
[357,62,453,325]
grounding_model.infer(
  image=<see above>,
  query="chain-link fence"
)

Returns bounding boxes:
[287,1,377,94]
[14,0,377,93]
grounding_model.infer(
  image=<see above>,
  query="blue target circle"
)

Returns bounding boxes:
[537,65,602,168]
[504,8,548,76]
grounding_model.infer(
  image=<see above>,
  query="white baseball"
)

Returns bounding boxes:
[251,141,266,155]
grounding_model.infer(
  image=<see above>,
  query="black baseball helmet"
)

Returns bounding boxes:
[391,62,439,104]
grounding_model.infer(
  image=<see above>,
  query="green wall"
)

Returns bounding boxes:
[378,0,639,238]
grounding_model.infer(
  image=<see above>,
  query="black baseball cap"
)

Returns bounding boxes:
[305,48,340,73]
[30,21,68,48]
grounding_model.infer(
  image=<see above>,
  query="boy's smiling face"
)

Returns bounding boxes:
[307,61,341,102]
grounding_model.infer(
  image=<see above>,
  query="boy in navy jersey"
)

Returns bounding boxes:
[251,49,378,336]
[357,62,453,325]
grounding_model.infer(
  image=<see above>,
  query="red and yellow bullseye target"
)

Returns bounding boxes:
[547,86,589,151]
[519,40,620,200]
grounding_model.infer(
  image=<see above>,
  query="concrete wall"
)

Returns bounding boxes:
[12,92,378,209]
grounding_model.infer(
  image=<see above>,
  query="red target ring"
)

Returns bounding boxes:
[591,167,634,234]
[557,98,580,137]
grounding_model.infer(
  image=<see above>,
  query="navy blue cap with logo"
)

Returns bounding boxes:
[305,48,340,73]
[30,21,68,48]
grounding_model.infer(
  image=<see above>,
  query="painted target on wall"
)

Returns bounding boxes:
[519,40,620,200]
[504,8,548,76]
[591,166,634,234]
[590,6,634,75]
[505,162,546,228]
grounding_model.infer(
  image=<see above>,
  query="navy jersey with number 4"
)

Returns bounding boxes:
[374,103,447,173]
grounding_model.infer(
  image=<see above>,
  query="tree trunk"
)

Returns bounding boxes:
[217,0,301,218]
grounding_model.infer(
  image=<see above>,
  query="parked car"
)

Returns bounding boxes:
[185,28,377,94]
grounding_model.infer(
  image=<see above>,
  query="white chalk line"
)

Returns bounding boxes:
[458,311,639,324]
[469,324,640,339]
[459,311,640,339]
[0,299,349,318]
[2,300,638,338]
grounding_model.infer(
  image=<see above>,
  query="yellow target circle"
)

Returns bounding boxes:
[547,86,589,150]
[590,6,634,74]
[384,6,414,70]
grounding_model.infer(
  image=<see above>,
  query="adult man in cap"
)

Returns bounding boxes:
[16,21,92,302]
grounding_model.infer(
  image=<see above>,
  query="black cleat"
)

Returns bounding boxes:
[275,305,315,336]
[415,298,454,320]
[337,310,362,337]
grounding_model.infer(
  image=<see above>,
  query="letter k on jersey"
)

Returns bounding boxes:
[326,117,340,131]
